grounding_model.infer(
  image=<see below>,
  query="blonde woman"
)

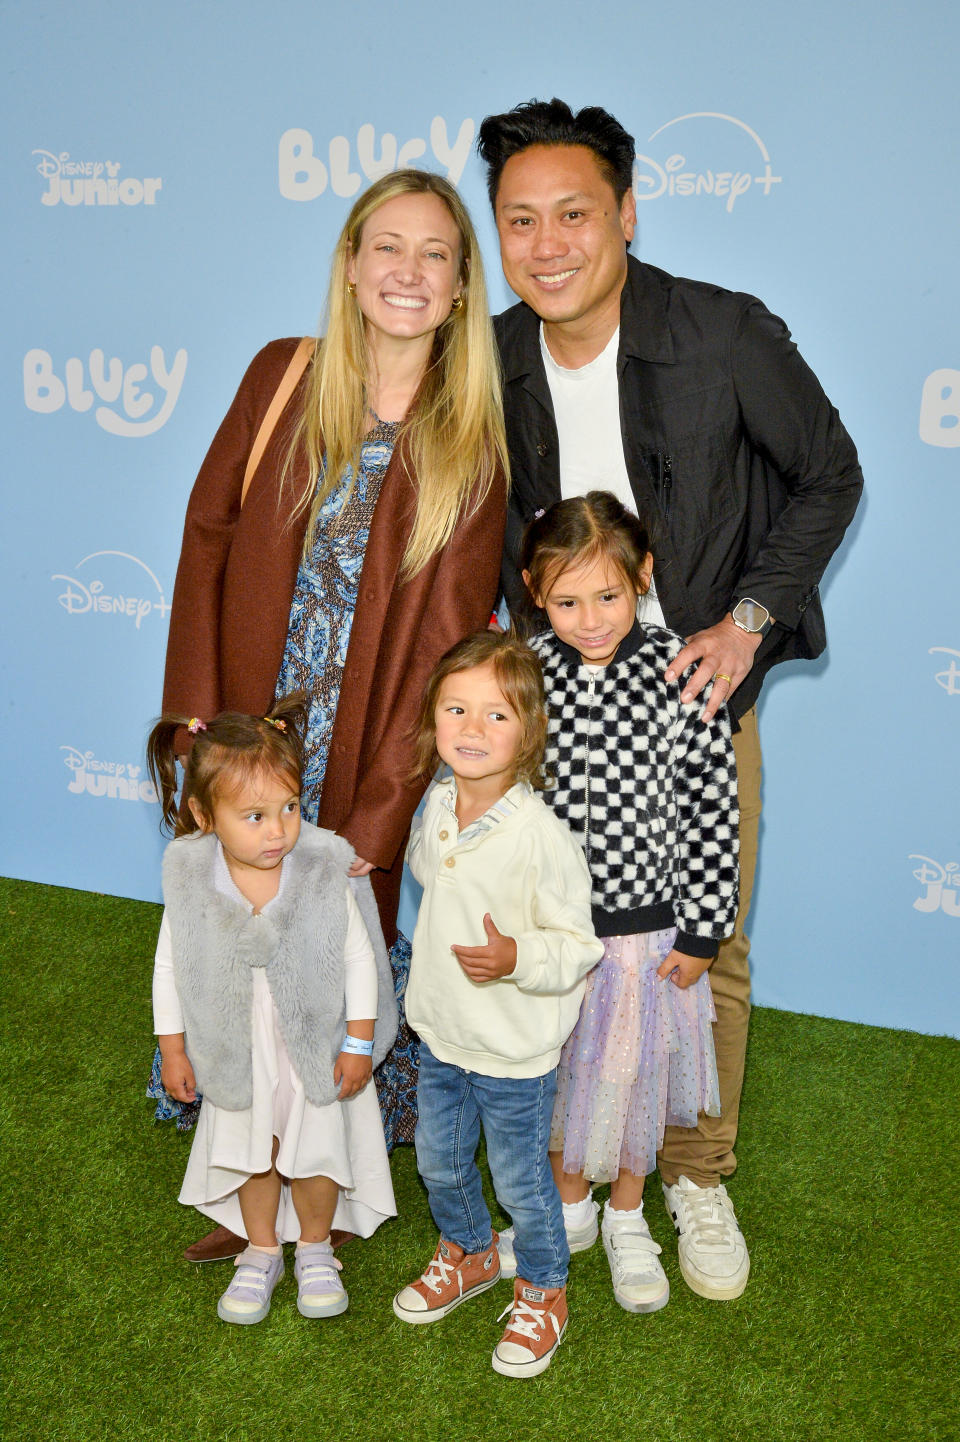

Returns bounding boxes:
[157,170,508,1258]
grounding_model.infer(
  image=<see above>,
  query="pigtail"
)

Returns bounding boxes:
[146,716,196,835]
[146,693,309,838]
[264,691,309,777]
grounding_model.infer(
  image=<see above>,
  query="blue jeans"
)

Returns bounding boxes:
[415,1043,569,1289]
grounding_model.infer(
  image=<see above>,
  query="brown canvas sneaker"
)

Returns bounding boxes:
[392,1235,501,1324]
[491,1279,568,1378]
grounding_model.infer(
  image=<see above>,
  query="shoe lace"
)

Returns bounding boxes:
[682,1187,738,1251]
[422,1252,455,1294]
[496,1296,555,1343]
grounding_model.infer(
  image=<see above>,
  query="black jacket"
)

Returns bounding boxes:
[495,256,864,718]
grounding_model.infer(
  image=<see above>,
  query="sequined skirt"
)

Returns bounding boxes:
[550,928,720,1181]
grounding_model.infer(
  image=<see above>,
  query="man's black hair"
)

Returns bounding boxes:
[476,98,636,208]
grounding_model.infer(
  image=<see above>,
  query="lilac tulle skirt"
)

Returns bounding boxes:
[550,928,720,1181]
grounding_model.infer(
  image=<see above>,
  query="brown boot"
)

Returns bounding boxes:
[184,1226,246,1264]
[185,1225,356,1262]
[492,1279,568,1378]
[392,1235,500,1324]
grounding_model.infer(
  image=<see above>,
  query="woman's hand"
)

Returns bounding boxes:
[656,948,713,990]
[159,1036,197,1103]
[334,1052,372,1099]
[348,856,376,877]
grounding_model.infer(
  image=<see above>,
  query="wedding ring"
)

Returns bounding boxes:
[715,672,733,684]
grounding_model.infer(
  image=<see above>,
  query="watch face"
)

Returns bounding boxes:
[734,599,769,631]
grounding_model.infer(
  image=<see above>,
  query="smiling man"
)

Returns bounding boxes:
[478,98,863,1304]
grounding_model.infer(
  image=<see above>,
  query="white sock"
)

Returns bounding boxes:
[245,1241,282,1257]
[296,1236,331,1252]
[604,1199,644,1222]
[562,1193,596,1229]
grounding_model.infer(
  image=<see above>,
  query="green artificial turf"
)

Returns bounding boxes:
[2,876,958,1441]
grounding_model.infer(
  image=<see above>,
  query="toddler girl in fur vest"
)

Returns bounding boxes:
[146,693,397,1326]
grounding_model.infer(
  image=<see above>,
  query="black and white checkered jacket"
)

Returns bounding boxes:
[531,622,739,957]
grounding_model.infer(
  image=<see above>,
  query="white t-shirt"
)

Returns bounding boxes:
[541,324,666,628]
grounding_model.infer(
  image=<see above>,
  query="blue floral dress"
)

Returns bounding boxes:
[275,420,397,815]
[148,420,421,1149]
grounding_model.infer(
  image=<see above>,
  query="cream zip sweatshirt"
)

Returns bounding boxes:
[405,780,603,1079]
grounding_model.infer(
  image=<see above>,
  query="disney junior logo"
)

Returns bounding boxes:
[61,747,159,803]
[930,648,960,695]
[909,856,960,918]
[33,150,161,207]
[52,551,171,630]
[633,113,781,213]
[24,346,187,437]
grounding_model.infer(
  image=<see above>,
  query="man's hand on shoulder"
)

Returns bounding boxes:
[665,615,764,722]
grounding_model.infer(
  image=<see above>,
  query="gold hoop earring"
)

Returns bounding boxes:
[347,282,357,297]
[450,295,463,312]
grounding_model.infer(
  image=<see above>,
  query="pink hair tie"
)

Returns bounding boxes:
[533,508,546,520]
[187,717,206,734]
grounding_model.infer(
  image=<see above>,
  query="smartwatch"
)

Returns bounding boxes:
[732,597,774,638]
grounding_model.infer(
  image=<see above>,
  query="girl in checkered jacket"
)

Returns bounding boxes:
[503,491,739,1315]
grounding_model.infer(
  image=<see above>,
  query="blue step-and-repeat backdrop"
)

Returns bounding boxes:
[2,2,956,1036]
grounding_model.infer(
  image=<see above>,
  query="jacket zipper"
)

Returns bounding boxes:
[658,452,673,518]
[584,668,596,868]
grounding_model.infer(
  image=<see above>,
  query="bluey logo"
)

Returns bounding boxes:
[919,369,960,447]
[930,648,960,695]
[279,117,474,201]
[909,856,960,917]
[52,551,171,630]
[62,747,159,803]
[23,346,187,437]
[33,150,161,206]
[633,112,781,213]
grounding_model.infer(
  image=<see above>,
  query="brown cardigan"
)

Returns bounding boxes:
[163,338,507,940]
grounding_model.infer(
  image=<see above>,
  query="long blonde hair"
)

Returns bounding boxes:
[284,170,509,578]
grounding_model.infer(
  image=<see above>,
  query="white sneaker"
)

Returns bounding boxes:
[662,1175,750,1300]
[601,1207,669,1314]
[497,1199,599,1280]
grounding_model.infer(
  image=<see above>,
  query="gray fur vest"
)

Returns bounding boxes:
[161,823,398,1109]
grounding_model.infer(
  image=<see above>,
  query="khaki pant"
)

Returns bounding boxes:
[658,706,761,1189]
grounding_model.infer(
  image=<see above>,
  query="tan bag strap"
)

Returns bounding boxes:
[240,336,316,508]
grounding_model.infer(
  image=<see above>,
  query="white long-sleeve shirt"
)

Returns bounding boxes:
[405,779,603,1079]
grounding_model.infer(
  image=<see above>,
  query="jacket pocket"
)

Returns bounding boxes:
[663,426,738,549]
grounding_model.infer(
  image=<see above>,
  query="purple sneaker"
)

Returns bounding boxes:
[295,1240,349,1318]
[217,1244,284,1325]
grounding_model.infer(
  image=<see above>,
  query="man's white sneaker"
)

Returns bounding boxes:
[496,1198,599,1280]
[601,1207,669,1314]
[662,1175,750,1300]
